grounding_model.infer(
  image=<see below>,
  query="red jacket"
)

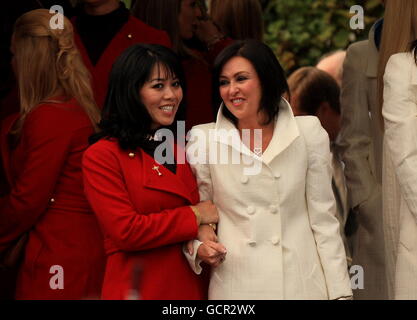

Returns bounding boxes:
[0,100,106,299]
[73,16,172,109]
[82,139,205,300]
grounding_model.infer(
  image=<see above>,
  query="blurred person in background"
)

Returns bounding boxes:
[0,0,74,300]
[72,0,171,108]
[0,0,74,202]
[316,50,346,87]
[209,0,264,41]
[336,0,387,300]
[0,9,105,299]
[287,66,351,267]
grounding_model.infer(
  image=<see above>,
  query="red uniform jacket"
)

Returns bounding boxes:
[73,16,172,109]
[0,100,106,299]
[82,139,205,300]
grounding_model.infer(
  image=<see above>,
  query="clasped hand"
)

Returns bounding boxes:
[187,224,227,268]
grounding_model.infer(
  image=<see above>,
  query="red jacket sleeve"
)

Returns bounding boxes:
[82,143,198,252]
[0,106,73,250]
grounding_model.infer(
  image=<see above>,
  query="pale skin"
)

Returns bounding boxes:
[188,56,274,267]
[219,56,274,152]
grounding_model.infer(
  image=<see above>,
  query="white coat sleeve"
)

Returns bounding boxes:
[301,117,353,299]
[183,124,215,274]
[383,53,417,222]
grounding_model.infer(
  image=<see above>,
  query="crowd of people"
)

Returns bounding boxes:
[0,0,416,300]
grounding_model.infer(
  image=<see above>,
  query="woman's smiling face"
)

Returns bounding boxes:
[219,56,263,124]
[140,63,183,129]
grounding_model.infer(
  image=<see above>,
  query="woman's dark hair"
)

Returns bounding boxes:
[131,0,181,51]
[212,40,289,125]
[131,0,192,59]
[89,43,186,150]
[210,0,264,41]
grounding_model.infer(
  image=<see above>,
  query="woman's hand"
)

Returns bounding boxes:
[197,240,227,268]
[192,200,219,225]
[186,224,217,255]
[194,18,225,47]
[198,224,217,242]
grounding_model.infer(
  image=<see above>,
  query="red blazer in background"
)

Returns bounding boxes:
[0,100,106,299]
[72,15,172,109]
[82,139,205,300]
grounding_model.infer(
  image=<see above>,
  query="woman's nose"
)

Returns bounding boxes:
[164,86,176,100]
[229,82,239,95]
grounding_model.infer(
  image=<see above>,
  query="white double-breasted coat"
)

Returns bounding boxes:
[186,100,352,299]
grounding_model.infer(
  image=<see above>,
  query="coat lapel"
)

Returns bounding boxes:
[140,148,196,204]
[212,99,300,165]
[213,105,253,158]
[261,99,300,165]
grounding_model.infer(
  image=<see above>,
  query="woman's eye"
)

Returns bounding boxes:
[172,81,181,87]
[152,83,163,89]
[237,76,247,82]
[219,80,229,86]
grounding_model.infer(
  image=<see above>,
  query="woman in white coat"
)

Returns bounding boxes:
[185,40,352,300]
[378,0,417,300]
[383,46,417,300]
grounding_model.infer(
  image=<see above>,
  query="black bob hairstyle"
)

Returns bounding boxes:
[90,43,186,150]
[212,39,289,125]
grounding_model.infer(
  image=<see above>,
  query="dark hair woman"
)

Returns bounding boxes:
[82,43,222,300]
[186,40,352,299]
[132,0,233,132]
[212,40,288,125]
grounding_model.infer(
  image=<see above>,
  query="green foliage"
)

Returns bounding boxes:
[121,0,132,9]
[263,0,384,73]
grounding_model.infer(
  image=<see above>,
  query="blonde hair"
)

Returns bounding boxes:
[210,0,263,41]
[12,9,100,135]
[377,0,417,125]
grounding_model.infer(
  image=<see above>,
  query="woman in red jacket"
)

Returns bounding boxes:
[0,9,106,299]
[82,43,222,300]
